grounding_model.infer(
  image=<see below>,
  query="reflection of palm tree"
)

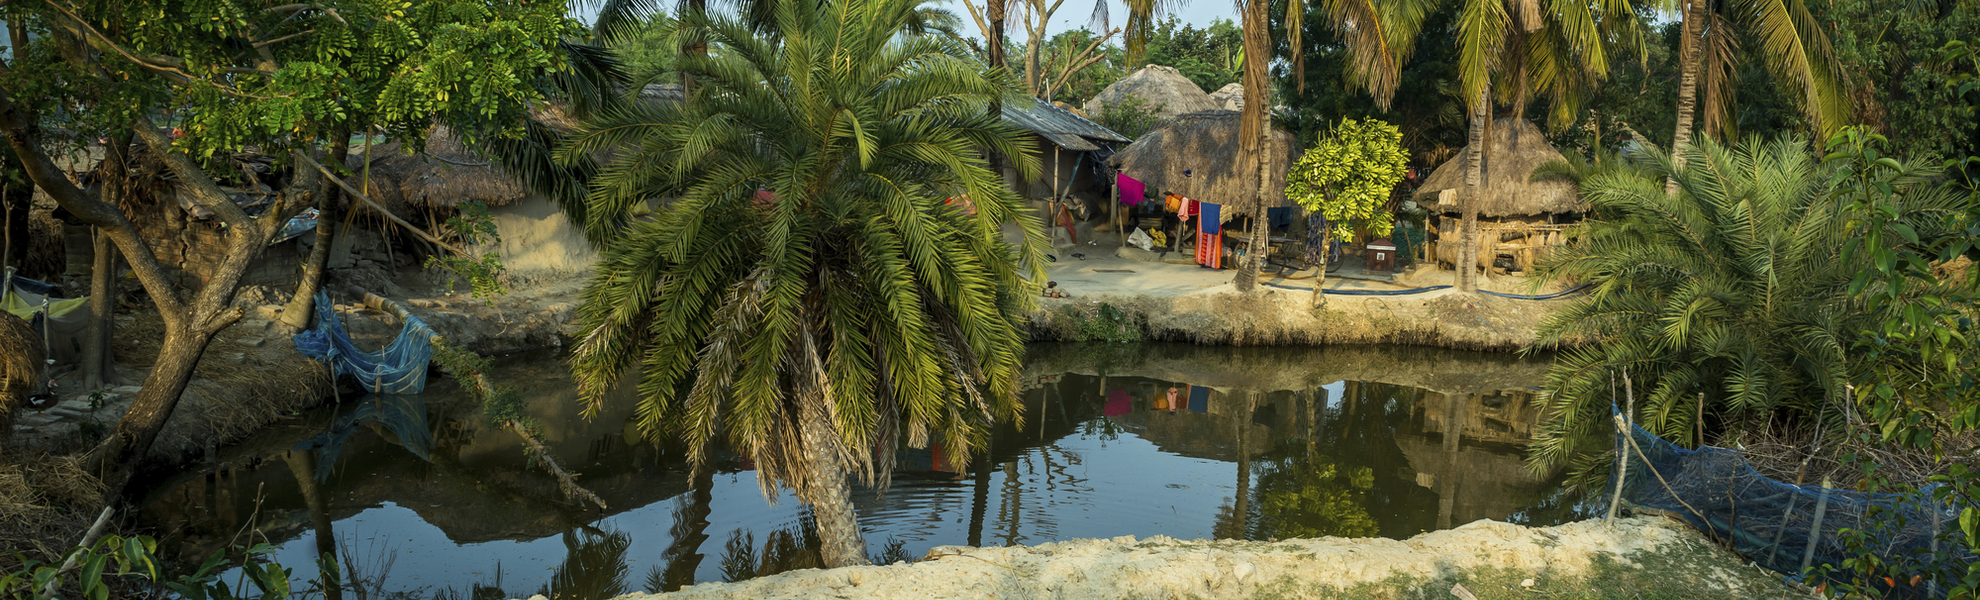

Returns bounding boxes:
[543,528,633,600]
[651,469,715,592]
[282,450,342,600]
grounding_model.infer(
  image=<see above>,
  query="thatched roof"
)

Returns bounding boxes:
[348,127,529,212]
[1108,110,1293,213]
[1210,83,1244,111]
[1412,118,1584,217]
[1084,65,1220,120]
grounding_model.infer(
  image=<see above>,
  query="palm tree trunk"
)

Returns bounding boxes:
[1232,0,1271,293]
[280,128,351,334]
[1458,87,1487,293]
[1666,0,1704,197]
[798,396,869,568]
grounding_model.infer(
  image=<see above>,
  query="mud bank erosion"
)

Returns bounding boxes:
[1031,286,1553,351]
[598,517,1803,600]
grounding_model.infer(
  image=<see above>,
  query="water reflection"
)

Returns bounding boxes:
[135,343,1584,597]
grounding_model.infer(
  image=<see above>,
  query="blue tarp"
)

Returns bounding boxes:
[292,291,435,393]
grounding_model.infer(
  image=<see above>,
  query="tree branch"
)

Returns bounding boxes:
[1045,28,1118,99]
[0,88,187,314]
[293,151,470,255]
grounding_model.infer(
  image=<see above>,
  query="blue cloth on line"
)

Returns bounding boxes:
[292,290,435,393]
[1267,207,1295,230]
[1199,202,1222,234]
[1188,386,1209,412]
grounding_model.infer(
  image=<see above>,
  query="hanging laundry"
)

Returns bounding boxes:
[1195,231,1223,268]
[1162,386,1181,411]
[1118,174,1145,205]
[1198,202,1222,234]
[1165,193,1185,214]
[1187,386,1210,413]
[1267,206,1295,230]
[1105,389,1132,416]
[1304,212,1333,266]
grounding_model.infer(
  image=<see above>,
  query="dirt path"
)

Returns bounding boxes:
[596,517,1805,600]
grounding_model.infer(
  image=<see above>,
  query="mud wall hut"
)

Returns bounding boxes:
[1410,118,1584,272]
[1108,110,1294,221]
[354,128,597,284]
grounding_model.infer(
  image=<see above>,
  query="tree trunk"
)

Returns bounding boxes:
[87,326,210,498]
[1666,0,1704,197]
[1308,228,1332,307]
[1,176,28,273]
[281,131,351,333]
[798,397,868,568]
[658,468,715,591]
[1458,88,1487,293]
[285,450,343,600]
[82,227,116,389]
[1232,0,1271,293]
[986,0,1007,71]
[966,442,992,547]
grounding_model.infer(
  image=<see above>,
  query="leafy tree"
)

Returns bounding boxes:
[1144,17,1242,93]
[1093,96,1165,140]
[561,0,1043,568]
[1524,134,1967,469]
[0,0,576,497]
[1284,118,1408,301]
[1251,456,1380,540]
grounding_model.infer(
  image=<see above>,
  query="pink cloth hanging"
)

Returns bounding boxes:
[1117,174,1145,205]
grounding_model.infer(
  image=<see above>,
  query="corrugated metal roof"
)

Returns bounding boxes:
[1002,95,1132,151]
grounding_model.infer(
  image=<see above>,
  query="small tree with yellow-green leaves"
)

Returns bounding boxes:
[1284,118,1407,303]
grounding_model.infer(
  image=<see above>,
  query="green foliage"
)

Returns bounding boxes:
[1055,302,1143,343]
[2,534,336,600]
[1285,119,1408,243]
[422,201,507,300]
[1144,17,1242,94]
[1819,0,1980,162]
[1526,134,1967,469]
[1093,96,1165,141]
[2,0,579,161]
[562,0,1045,499]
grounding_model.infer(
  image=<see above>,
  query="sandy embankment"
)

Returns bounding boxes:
[594,517,1803,600]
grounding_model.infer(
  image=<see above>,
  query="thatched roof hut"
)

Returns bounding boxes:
[1411,118,1584,217]
[1108,110,1293,213]
[1084,65,1220,120]
[1210,83,1244,111]
[348,127,528,215]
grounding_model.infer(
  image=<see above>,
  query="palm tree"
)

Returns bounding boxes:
[1524,136,1965,469]
[1662,0,1848,196]
[560,0,1043,568]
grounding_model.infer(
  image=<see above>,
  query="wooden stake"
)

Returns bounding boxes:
[1801,476,1833,574]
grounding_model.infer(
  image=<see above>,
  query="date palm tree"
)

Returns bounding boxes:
[1661,0,1848,196]
[560,0,1044,568]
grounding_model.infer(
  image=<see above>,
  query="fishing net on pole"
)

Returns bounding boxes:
[292,290,434,393]
[1611,412,1974,598]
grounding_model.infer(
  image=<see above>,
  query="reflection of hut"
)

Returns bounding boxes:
[999,95,1133,209]
[1108,110,1293,222]
[354,127,597,283]
[1411,118,1585,273]
[1083,65,1220,120]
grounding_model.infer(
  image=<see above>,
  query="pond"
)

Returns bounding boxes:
[135,343,1589,598]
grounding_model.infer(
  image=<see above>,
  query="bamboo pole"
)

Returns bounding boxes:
[349,286,607,510]
[293,151,467,256]
[1801,476,1834,574]
[41,507,115,598]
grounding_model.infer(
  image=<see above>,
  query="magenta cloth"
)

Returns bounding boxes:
[1117,174,1145,205]
[1105,389,1132,416]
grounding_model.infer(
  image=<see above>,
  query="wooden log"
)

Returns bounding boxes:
[1800,476,1834,574]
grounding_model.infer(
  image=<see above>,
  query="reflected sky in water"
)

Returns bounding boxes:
[135,343,1591,598]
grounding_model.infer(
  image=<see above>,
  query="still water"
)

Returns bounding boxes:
[136,343,1586,598]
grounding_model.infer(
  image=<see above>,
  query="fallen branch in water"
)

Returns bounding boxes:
[348,286,607,510]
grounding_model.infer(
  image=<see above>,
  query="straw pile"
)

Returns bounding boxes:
[1108,110,1294,215]
[0,454,105,565]
[346,127,530,216]
[1412,118,1585,217]
[0,312,41,439]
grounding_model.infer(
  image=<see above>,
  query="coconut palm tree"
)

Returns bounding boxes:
[1662,0,1848,196]
[560,0,1044,568]
[1524,136,1966,469]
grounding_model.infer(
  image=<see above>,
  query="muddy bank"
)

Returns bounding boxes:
[1031,285,1553,351]
[598,517,1801,599]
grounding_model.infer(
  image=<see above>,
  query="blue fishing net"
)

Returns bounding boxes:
[1612,413,1974,598]
[292,291,434,394]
